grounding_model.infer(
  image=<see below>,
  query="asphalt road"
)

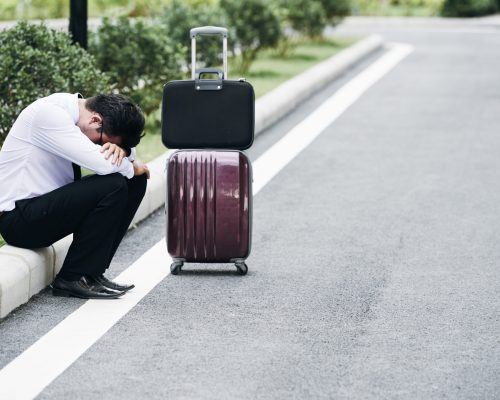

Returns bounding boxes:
[1,21,499,399]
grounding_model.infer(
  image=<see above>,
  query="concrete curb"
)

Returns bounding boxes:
[0,34,383,319]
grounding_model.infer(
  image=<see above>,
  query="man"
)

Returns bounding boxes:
[0,92,150,299]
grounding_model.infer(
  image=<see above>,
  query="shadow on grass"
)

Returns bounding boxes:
[271,53,317,62]
[246,70,281,78]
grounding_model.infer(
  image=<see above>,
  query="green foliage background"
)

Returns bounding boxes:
[0,22,109,144]
[1,0,499,21]
[159,0,228,70]
[1,0,497,147]
[89,16,185,115]
[441,0,498,16]
[220,0,282,74]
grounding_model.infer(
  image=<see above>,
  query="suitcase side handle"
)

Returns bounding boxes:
[190,26,228,80]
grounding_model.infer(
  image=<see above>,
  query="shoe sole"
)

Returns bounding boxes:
[51,286,124,299]
[99,283,135,292]
[118,285,135,292]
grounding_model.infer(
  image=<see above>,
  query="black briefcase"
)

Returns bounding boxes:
[161,27,255,150]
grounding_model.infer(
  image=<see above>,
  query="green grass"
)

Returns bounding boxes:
[0,235,5,247]
[353,0,444,17]
[245,37,356,98]
[136,36,356,163]
[372,5,441,16]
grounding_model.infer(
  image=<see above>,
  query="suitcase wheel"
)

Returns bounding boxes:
[235,262,248,276]
[170,261,184,275]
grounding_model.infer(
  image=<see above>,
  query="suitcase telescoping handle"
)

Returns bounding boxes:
[190,26,228,80]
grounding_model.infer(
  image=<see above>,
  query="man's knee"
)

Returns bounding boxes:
[128,174,147,199]
[88,173,128,208]
[100,173,128,192]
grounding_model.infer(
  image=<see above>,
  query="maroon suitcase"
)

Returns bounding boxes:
[166,150,252,275]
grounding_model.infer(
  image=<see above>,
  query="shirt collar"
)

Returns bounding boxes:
[71,93,83,124]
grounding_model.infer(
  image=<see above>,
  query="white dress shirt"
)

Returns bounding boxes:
[0,93,135,212]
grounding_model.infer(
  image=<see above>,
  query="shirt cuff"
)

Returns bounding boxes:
[128,148,137,162]
[125,162,134,179]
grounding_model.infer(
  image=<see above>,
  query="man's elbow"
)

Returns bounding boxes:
[94,164,122,176]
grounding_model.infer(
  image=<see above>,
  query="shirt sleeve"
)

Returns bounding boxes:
[31,103,134,179]
[128,147,137,162]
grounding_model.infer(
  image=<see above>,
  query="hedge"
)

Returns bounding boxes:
[89,16,184,116]
[0,2,353,145]
[441,0,498,16]
[0,22,109,146]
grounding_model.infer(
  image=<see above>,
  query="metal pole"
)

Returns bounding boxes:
[69,0,88,49]
[191,37,196,80]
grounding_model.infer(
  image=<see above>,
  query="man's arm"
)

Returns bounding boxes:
[100,145,149,179]
[31,103,134,178]
[132,159,150,179]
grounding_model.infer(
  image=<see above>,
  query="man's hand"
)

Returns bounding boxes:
[133,160,150,179]
[101,143,127,166]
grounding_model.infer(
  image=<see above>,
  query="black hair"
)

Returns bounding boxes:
[85,94,145,150]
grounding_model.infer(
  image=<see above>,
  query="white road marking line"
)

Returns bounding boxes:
[0,43,413,400]
[253,43,413,194]
[0,240,169,400]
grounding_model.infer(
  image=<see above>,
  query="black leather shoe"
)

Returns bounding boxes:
[50,276,125,299]
[90,274,135,292]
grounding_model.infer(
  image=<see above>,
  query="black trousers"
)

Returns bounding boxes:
[0,173,147,281]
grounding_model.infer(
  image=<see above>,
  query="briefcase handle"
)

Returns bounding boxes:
[190,26,228,80]
[195,68,224,91]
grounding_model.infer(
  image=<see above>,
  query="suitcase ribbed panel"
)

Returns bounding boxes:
[167,151,251,262]
[191,152,216,259]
